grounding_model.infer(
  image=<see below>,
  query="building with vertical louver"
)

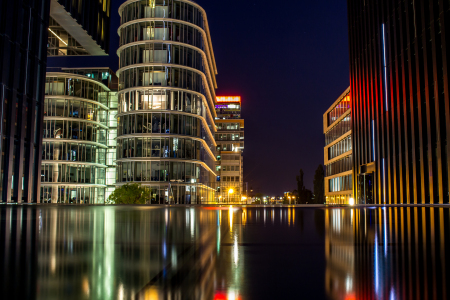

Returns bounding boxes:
[324,88,353,204]
[348,0,450,204]
[0,0,51,203]
[116,0,218,204]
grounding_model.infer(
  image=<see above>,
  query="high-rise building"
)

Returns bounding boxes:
[348,0,450,204]
[214,96,245,203]
[116,0,218,204]
[48,0,111,56]
[41,68,118,204]
[324,88,353,204]
[0,0,112,203]
[0,0,51,203]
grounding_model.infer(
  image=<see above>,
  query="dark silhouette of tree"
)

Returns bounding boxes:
[305,189,313,203]
[313,164,325,204]
[296,169,306,204]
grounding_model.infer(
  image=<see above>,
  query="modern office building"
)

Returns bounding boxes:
[0,0,51,203]
[348,0,450,204]
[116,0,219,204]
[41,68,118,203]
[214,96,245,203]
[48,0,111,56]
[324,88,352,204]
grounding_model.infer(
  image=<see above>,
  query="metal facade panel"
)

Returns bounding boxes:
[348,0,450,204]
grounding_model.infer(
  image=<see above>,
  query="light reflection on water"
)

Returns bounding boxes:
[0,206,449,299]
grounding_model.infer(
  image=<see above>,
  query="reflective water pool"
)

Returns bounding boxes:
[0,206,448,299]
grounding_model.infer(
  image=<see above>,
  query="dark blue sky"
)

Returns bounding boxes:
[49,0,350,195]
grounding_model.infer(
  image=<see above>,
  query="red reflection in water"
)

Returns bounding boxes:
[345,294,356,300]
[213,292,228,300]
[203,207,230,210]
[214,292,242,300]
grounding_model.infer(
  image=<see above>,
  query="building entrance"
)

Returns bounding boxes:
[358,173,374,204]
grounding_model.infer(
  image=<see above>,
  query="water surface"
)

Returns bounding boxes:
[0,205,448,299]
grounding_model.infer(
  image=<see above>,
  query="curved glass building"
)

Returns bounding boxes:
[117,0,218,204]
[41,71,114,204]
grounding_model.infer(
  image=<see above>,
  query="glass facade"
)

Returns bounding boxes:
[41,72,117,204]
[117,0,218,203]
[329,175,352,193]
[48,0,111,56]
[327,94,351,126]
[325,114,351,146]
[328,135,352,160]
[326,154,353,177]
[324,88,353,205]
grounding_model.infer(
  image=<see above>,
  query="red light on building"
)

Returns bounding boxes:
[216,96,241,103]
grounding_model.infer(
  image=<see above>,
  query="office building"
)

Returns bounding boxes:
[41,68,118,203]
[0,0,51,203]
[48,0,111,56]
[116,0,219,204]
[324,88,352,204]
[214,96,245,203]
[348,0,450,204]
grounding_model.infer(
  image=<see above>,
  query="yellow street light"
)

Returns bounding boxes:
[228,188,234,195]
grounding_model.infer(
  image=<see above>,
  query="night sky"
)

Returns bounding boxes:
[48,0,350,195]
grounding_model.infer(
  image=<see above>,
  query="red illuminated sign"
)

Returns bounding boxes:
[216,96,241,103]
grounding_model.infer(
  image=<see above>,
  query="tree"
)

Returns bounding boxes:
[107,183,150,204]
[296,169,306,204]
[305,189,313,203]
[313,164,325,204]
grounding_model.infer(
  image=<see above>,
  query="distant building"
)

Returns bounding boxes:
[41,68,117,203]
[323,88,352,204]
[48,0,111,56]
[348,0,450,204]
[215,96,245,203]
[0,0,51,203]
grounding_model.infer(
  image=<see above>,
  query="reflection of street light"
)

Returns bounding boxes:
[349,197,355,206]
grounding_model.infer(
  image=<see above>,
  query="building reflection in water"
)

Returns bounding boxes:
[325,207,449,300]
[5,206,448,299]
[1,206,226,299]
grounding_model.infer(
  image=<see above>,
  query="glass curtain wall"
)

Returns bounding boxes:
[41,73,113,204]
[117,0,218,204]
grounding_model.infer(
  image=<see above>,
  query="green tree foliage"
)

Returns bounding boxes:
[107,183,150,205]
[313,165,325,204]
